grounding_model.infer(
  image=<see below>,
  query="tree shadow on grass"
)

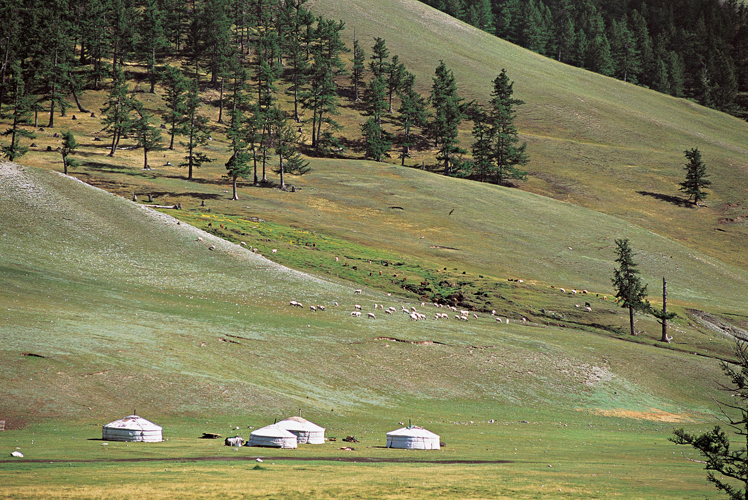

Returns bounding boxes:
[637,191,690,207]
[148,191,222,201]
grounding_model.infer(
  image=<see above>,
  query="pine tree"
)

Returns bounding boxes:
[179,80,213,180]
[386,55,406,113]
[612,238,649,337]
[396,72,427,166]
[135,0,168,93]
[100,68,135,157]
[160,65,188,150]
[60,130,80,175]
[131,100,163,170]
[487,69,528,184]
[429,60,466,176]
[679,148,712,206]
[351,37,366,102]
[1,62,36,162]
[468,105,493,182]
[671,339,748,500]
[369,37,390,79]
[273,110,310,190]
[224,63,253,199]
[361,76,392,161]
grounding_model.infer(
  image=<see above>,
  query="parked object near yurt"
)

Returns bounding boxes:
[276,416,325,444]
[247,424,298,449]
[386,425,440,450]
[102,415,163,442]
[225,436,245,447]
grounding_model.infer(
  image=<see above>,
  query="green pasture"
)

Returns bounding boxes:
[3,0,748,497]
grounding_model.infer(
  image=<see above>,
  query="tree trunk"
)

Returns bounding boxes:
[62,154,68,175]
[69,77,89,113]
[232,176,238,200]
[143,136,149,169]
[279,156,285,190]
[217,78,224,124]
[48,99,55,128]
[629,306,636,336]
[661,277,670,343]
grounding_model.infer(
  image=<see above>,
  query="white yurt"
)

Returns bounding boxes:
[276,416,325,444]
[386,426,440,450]
[247,424,298,449]
[102,415,163,442]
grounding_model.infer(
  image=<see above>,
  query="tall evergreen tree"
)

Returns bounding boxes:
[361,76,392,162]
[429,60,465,176]
[1,62,35,162]
[351,37,366,102]
[369,37,390,79]
[679,148,712,206]
[396,72,427,166]
[486,69,528,184]
[273,109,310,190]
[100,68,135,157]
[179,80,213,180]
[131,100,163,170]
[612,238,649,337]
[160,65,188,150]
[386,54,406,113]
[135,0,168,93]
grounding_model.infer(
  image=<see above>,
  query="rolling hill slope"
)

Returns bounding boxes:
[309,0,748,272]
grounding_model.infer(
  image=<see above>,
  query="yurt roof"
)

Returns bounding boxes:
[103,415,162,432]
[386,426,439,438]
[250,424,297,438]
[276,417,325,432]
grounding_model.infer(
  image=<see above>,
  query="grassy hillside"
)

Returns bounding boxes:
[3,1,748,497]
[308,0,748,273]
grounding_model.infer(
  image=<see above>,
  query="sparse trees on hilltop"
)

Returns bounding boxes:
[429,60,466,176]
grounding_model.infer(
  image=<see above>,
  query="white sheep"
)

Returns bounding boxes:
[318,305,325,311]
[354,304,361,310]
[310,306,317,312]
[496,317,502,322]
[240,241,247,246]
[473,313,478,320]
[354,289,362,294]
[272,249,277,254]
[491,310,496,316]
[289,301,298,307]
[350,311,361,317]
[560,288,565,293]
[367,313,376,319]
[209,245,216,251]
[385,309,393,315]
[197,237,203,242]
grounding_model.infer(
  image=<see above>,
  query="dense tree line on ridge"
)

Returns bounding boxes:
[420,0,748,118]
[0,0,532,188]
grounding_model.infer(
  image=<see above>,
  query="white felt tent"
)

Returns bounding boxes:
[247,424,298,449]
[102,415,163,442]
[276,416,325,444]
[386,426,440,450]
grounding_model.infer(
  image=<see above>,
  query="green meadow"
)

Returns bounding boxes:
[2,0,748,498]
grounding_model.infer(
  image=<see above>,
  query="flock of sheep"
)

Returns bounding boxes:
[288,290,526,325]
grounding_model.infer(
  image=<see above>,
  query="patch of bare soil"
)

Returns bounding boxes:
[688,310,748,340]
[590,408,693,422]
[374,336,448,346]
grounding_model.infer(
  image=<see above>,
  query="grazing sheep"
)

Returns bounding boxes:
[421,302,425,307]
[560,288,565,293]
[571,289,577,294]
[334,301,339,307]
[411,306,417,313]
[385,309,393,315]
[460,310,468,316]
[354,289,362,294]
[290,301,298,307]
[473,313,478,320]
[318,305,326,311]
[496,317,502,322]
[367,313,376,319]
[310,306,317,312]
[354,304,361,310]
[350,311,361,317]
[209,245,216,251]
[582,290,588,294]
[585,306,592,312]
[295,302,303,308]
[240,241,247,246]
[272,249,277,254]
[491,310,496,316]
[197,237,203,242]
[522,317,527,323]
[335,257,339,261]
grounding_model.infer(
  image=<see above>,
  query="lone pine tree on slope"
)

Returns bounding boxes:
[612,238,649,336]
[680,148,711,206]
